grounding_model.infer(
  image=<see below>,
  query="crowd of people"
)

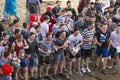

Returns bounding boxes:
[0,0,120,80]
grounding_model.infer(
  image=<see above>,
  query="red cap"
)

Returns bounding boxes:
[47,6,52,11]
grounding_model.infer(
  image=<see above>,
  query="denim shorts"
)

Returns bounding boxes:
[96,48,109,57]
[20,58,27,68]
[54,53,65,64]
[26,56,36,67]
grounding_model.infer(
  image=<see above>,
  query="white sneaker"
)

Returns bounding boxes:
[76,70,83,76]
[68,70,72,75]
[81,67,86,73]
[86,67,91,72]
[108,65,113,69]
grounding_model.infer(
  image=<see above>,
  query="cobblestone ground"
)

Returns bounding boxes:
[0,0,120,80]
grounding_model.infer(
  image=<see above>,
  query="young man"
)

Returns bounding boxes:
[26,0,41,14]
[64,0,77,21]
[25,32,38,80]
[40,15,50,38]
[66,28,83,75]
[4,23,15,37]
[0,51,12,80]
[38,33,53,80]
[52,0,61,18]
[109,23,120,68]
[53,31,67,79]
[94,23,110,75]
[81,22,95,73]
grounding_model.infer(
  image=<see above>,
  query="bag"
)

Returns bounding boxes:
[2,64,12,76]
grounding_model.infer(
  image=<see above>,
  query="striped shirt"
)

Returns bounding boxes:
[81,28,95,49]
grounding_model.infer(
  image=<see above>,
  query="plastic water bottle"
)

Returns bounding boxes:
[21,48,25,57]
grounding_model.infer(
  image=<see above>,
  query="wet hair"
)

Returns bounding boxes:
[16,34,23,39]
[13,19,19,24]
[4,51,10,58]
[14,29,20,34]
[23,22,27,28]
[60,24,65,28]
[3,33,8,37]
[46,33,51,38]
[9,23,14,27]
[56,0,61,4]
[74,28,79,32]
[67,0,71,4]
[29,32,35,36]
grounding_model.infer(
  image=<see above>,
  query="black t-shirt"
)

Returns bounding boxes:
[95,30,110,49]
[25,40,38,55]
[54,37,66,54]
[55,31,69,38]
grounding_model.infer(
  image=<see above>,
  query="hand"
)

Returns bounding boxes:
[97,42,102,46]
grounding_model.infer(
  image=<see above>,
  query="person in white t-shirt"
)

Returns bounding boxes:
[30,22,38,33]
[40,15,50,38]
[109,23,120,69]
[65,28,83,75]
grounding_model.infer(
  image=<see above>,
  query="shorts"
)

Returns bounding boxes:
[69,50,81,59]
[109,46,117,58]
[38,56,51,65]
[20,58,27,68]
[81,48,92,58]
[54,53,65,64]
[27,56,36,67]
[96,48,109,57]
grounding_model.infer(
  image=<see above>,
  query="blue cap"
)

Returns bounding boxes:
[56,16,61,21]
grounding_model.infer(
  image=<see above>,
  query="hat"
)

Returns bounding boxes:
[67,11,73,16]
[47,6,52,11]
[44,15,50,20]
[2,64,12,76]
[56,16,62,21]
[32,22,38,27]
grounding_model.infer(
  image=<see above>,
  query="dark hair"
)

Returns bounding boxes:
[91,8,96,11]
[74,28,79,32]
[101,23,107,27]
[60,30,66,35]
[56,0,60,4]
[0,38,2,42]
[4,51,10,58]
[104,11,109,15]
[88,21,94,26]
[9,23,14,27]
[46,33,51,38]
[60,24,65,28]
[13,19,19,24]
[78,13,83,18]
[23,22,27,28]
[14,29,20,34]
[29,32,35,36]
[67,0,71,4]
[3,33,8,37]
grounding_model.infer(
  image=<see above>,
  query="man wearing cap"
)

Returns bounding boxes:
[30,22,38,33]
[40,6,56,33]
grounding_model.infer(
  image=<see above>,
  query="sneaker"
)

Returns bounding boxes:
[53,74,58,79]
[44,76,51,80]
[76,70,83,76]
[68,70,72,75]
[113,62,118,66]
[30,77,36,80]
[59,73,66,78]
[93,66,99,70]
[86,67,91,72]
[37,77,42,80]
[108,65,113,69]
[81,67,86,73]
[101,70,107,75]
